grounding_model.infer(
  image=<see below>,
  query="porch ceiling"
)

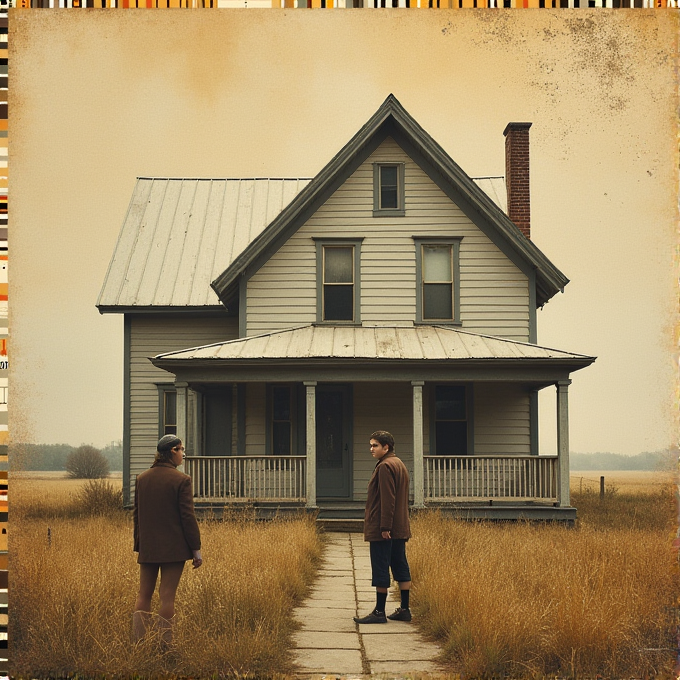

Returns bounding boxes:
[151,325,595,378]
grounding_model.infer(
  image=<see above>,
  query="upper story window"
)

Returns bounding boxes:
[373,162,405,217]
[414,237,462,324]
[315,239,363,324]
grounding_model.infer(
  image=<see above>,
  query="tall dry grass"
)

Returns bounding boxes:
[409,485,678,677]
[11,475,125,521]
[12,506,323,678]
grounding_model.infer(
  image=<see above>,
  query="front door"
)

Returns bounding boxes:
[316,385,352,498]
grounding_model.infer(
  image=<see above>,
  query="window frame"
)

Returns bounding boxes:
[265,383,304,457]
[429,383,474,456]
[413,237,462,325]
[373,162,405,217]
[157,384,177,438]
[314,238,363,325]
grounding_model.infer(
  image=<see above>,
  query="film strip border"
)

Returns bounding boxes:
[8,0,680,9]
[0,11,6,679]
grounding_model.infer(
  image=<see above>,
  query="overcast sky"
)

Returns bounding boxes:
[10,10,677,456]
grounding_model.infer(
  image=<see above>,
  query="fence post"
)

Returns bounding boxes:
[599,475,605,499]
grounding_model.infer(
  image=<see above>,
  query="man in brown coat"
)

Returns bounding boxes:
[354,430,412,624]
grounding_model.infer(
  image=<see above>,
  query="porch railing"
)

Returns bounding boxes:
[424,455,558,502]
[185,456,306,502]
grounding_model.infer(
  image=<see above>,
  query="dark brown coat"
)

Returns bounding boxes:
[133,461,201,564]
[363,452,411,542]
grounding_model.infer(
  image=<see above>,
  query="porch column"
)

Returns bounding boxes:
[175,382,188,471]
[556,379,571,507]
[412,381,425,508]
[304,381,317,508]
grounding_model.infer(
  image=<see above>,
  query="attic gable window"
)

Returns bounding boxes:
[373,163,405,217]
[314,238,363,324]
[414,237,462,324]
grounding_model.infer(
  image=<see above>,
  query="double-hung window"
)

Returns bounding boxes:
[157,385,177,437]
[414,238,461,324]
[373,163,405,217]
[271,385,293,456]
[315,239,362,323]
[432,384,471,455]
[266,384,303,458]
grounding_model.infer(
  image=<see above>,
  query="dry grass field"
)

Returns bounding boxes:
[10,470,679,678]
[11,474,324,678]
[409,470,678,677]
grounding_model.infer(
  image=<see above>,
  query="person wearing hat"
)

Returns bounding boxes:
[132,434,202,645]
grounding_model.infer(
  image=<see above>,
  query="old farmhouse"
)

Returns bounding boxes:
[98,95,595,522]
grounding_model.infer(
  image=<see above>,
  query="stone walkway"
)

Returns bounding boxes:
[292,533,444,677]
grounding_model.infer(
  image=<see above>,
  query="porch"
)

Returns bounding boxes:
[152,325,594,522]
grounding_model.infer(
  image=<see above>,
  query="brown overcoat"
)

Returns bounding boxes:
[363,452,411,542]
[133,461,201,564]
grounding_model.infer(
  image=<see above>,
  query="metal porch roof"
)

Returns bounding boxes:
[152,325,595,365]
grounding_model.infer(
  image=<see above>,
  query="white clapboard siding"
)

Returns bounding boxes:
[473,383,531,455]
[246,137,529,340]
[128,315,238,490]
[352,382,414,502]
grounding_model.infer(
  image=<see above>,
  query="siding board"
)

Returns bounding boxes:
[474,383,531,455]
[128,314,238,495]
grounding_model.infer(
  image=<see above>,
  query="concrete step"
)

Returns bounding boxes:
[317,518,364,533]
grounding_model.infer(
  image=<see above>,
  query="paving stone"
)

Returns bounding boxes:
[294,648,364,675]
[358,619,412,633]
[293,631,360,650]
[296,616,357,633]
[294,607,357,621]
[303,599,357,609]
[362,633,441,661]
[370,659,445,674]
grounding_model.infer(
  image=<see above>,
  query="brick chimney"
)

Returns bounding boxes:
[503,122,532,240]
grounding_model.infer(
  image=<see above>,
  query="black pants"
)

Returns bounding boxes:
[369,538,411,588]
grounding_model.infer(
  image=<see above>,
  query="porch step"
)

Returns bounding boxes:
[316,503,364,520]
[317,518,364,533]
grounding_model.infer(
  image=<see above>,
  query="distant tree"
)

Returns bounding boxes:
[65,445,109,479]
[100,440,123,472]
[9,443,76,471]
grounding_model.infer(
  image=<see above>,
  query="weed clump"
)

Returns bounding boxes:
[73,478,123,516]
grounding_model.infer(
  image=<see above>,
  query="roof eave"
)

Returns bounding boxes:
[151,356,596,371]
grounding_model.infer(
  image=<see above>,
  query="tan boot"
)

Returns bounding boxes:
[157,614,175,649]
[132,610,152,642]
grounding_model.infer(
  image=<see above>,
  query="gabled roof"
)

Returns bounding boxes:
[97,178,311,311]
[211,94,568,308]
[151,325,595,367]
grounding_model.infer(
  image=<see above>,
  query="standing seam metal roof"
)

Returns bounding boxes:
[97,178,312,309]
[97,175,507,310]
[152,325,595,363]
